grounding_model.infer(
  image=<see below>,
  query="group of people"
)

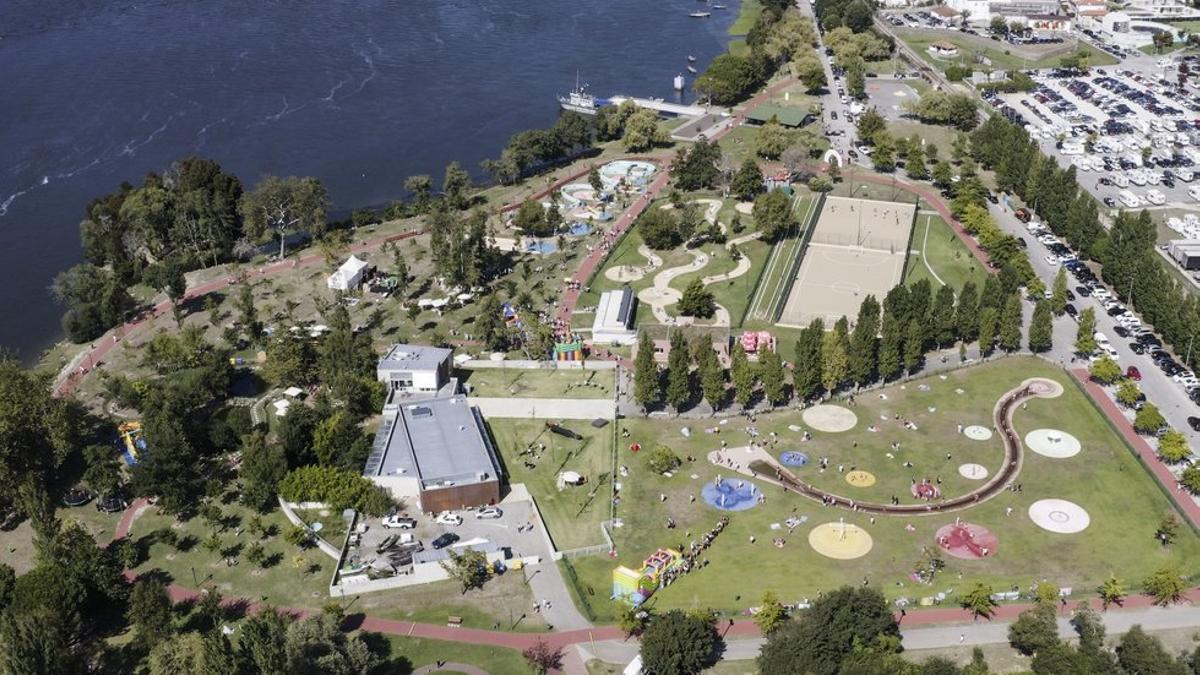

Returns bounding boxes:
[658,516,731,589]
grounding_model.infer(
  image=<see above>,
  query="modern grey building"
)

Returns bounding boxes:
[376,343,454,397]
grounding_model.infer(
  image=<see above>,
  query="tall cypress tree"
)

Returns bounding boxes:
[1028,300,1053,353]
[665,330,691,413]
[731,343,756,408]
[932,285,957,347]
[699,348,726,413]
[821,330,849,395]
[878,311,903,381]
[848,295,881,386]
[979,306,999,356]
[955,281,979,342]
[759,348,787,406]
[793,319,825,400]
[999,293,1024,352]
[633,332,660,411]
[903,319,924,374]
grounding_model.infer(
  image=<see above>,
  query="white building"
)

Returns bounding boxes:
[946,0,991,21]
[327,255,370,292]
[1123,0,1200,20]
[376,343,454,397]
[591,287,639,345]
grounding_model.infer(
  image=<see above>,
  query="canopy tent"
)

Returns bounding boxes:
[327,255,369,291]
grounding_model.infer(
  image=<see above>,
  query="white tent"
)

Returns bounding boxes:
[327,255,369,291]
[283,386,304,398]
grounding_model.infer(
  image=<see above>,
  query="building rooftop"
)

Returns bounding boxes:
[932,5,961,16]
[593,287,637,333]
[364,395,500,489]
[930,41,959,50]
[744,103,810,128]
[379,344,454,373]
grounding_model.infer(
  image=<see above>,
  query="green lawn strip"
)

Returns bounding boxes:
[488,419,613,551]
[888,121,962,159]
[905,213,988,291]
[715,125,760,168]
[362,575,547,633]
[459,368,614,399]
[380,636,528,675]
[561,357,1199,623]
[896,32,1116,73]
[728,0,762,36]
[294,507,348,545]
[746,195,816,323]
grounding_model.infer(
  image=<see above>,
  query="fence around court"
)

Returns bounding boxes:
[771,192,825,324]
[807,195,917,254]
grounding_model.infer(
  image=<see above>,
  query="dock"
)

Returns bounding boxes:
[606,96,710,118]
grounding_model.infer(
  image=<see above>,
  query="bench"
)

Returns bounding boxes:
[447,616,463,628]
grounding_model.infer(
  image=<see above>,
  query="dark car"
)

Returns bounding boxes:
[1064,303,1078,318]
[1103,197,1117,207]
[1130,342,1146,355]
[1138,333,1162,347]
[1076,286,1092,296]
[432,533,460,550]
[1189,416,1200,431]
[986,192,1000,204]
[1114,325,1129,338]
[1016,237,1028,248]
[1107,305,1125,316]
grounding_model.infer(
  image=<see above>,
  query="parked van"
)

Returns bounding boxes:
[1146,189,1166,205]
[1119,190,1143,208]
[1111,173,1129,188]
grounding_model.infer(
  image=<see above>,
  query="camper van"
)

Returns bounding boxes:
[1146,189,1166,205]
[1111,173,1129,188]
[1119,190,1143,208]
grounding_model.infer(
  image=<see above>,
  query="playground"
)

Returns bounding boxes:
[561,357,1200,621]
[580,196,771,328]
[486,418,614,551]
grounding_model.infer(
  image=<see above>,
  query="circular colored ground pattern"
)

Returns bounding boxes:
[809,521,874,559]
[958,463,989,480]
[845,470,876,488]
[780,450,809,467]
[1028,499,1090,534]
[1025,429,1081,458]
[802,405,858,433]
[935,521,999,559]
[701,480,761,512]
[964,425,993,441]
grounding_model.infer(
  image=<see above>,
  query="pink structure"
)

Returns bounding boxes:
[935,521,998,560]
[741,331,776,355]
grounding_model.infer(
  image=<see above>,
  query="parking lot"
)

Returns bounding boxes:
[984,55,1200,210]
[865,80,921,121]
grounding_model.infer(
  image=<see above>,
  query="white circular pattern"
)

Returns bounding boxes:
[1028,499,1091,534]
[958,463,989,480]
[802,405,859,433]
[1025,429,1081,458]
[963,425,993,441]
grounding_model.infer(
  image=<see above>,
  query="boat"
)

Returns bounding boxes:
[689,11,711,17]
[557,73,605,115]
[687,55,696,62]
[713,3,727,7]
[687,65,698,74]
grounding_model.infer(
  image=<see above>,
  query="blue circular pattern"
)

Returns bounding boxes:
[566,222,592,236]
[780,450,809,467]
[701,480,761,512]
[525,240,558,254]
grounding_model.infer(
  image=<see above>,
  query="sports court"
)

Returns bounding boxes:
[777,196,916,328]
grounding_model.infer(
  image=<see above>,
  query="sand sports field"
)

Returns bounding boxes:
[777,196,916,327]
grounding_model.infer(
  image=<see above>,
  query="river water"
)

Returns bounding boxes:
[0,0,738,361]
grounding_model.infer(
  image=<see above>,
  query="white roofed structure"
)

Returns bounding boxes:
[327,255,369,291]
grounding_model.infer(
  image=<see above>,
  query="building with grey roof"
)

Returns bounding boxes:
[590,287,638,345]
[364,393,502,512]
[376,343,454,398]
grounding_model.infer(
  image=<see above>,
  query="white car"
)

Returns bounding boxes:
[475,507,503,520]
[382,515,417,530]
[857,145,873,155]
[435,512,463,526]
[1044,254,1059,265]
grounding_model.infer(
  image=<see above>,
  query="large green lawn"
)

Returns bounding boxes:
[905,213,988,292]
[728,0,762,36]
[745,194,819,324]
[459,368,614,399]
[489,418,614,551]
[380,636,527,675]
[896,31,1118,73]
[562,358,1200,622]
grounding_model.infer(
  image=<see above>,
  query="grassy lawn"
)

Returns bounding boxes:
[0,504,124,575]
[905,213,988,292]
[459,368,615,399]
[888,121,963,161]
[715,125,760,168]
[380,636,528,675]
[895,31,1117,73]
[488,418,614,551]
[728,0,762,36]
[745,194,818,324]
[561,357,1200,623]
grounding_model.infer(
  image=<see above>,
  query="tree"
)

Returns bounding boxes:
[476,294,508,352]
[904,319,924,373]
[282,614,382,673]
[872,132,896,172]
[442,161,472,209]
[1144,566,1185,606]
[514,198,550,238]
[758,587,900,675]
[1050,268,1068,315]
[523,639,565,674]
[634,332,661,411]
[1116,378,1143,409]
[441,548,490,594]
[678,279,716,318]
[1089,355,1121,385]
[856,109,886,144]
[756,120,793,160]
[1008,603,1060,656]
[998,294,1023,352]
[731,159,765,201]
[731,343,756,408]
[848,295,881,386]
[1152,30,1175,54]
[404,174,433,213]
[1134,403,1166,435]
[624,108,667,152]
[240,432,287,511]
[640,610,717,675]
[846,56,866,99]
[755,591,788,634]
[955,281,979,342]
[698,347,726,412]
[794,319,824,400]
[239,175,329,258]
[1180,463,1200,495]
[821,329,849,395]
[128,577,175,652]
[794,54,827,94]
[759,349,787,406]
[960,583,998,620]
[665,331,692,413]
[1097,575,1126,609]
[148,630,235,675]
[1028,300,1052,353]
[1117,625,1188,675]
[1074,307,1097,355]
[646,445,682,474]
[753,189,794,242]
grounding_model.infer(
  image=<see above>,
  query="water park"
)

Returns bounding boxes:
[561,357,1200,621]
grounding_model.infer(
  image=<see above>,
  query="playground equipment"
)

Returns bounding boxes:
[117,421,147,465]
[612,548,683,605]
[740,330,776,355]
[935,520,998,560]
[599,160,657,190]
[554,338,585,362]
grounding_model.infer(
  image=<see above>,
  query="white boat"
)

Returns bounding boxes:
[557,73,605,115]
[689,11,711,17]
[687,65,698,74]
[687,55,697,62]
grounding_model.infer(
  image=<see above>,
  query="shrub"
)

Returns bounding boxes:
[278,465,394,515]
[646,445,682,474]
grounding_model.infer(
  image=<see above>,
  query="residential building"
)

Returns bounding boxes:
[928,41,961,58]
[376,343,455,397]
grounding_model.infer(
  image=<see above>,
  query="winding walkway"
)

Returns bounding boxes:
[717,378,1060,516]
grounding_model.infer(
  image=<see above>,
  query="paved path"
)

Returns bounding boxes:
[413,664,488,675]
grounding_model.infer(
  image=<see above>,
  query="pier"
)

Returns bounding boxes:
[606,96,710,118]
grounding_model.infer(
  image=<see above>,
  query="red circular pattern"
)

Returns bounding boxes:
[935,522,999,560]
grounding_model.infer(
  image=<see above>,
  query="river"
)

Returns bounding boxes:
[0,0,739,362]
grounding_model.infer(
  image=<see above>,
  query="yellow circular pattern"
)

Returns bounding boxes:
[845,470,877,488]
[808,522,875,560]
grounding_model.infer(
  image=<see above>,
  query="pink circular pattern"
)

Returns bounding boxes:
[935,522,999,560]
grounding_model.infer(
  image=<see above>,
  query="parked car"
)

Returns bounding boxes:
[382,515,417,529]
[435,512,464,526]
[1064,303,1078,318]
[1126,366,1142,381]
[431,532,460,549]
[1188,416,1200,431]
[475,507,503,519]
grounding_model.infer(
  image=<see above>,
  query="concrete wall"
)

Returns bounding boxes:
[278,499,342,560]
[459,359,617,370]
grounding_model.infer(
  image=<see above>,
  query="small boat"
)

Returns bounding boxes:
[687,65,698,74]
[713,3,727,7]
[687,55,697,62]
[689,11,711,17]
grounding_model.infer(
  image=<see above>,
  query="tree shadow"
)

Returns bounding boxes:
[176,534,199,553]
